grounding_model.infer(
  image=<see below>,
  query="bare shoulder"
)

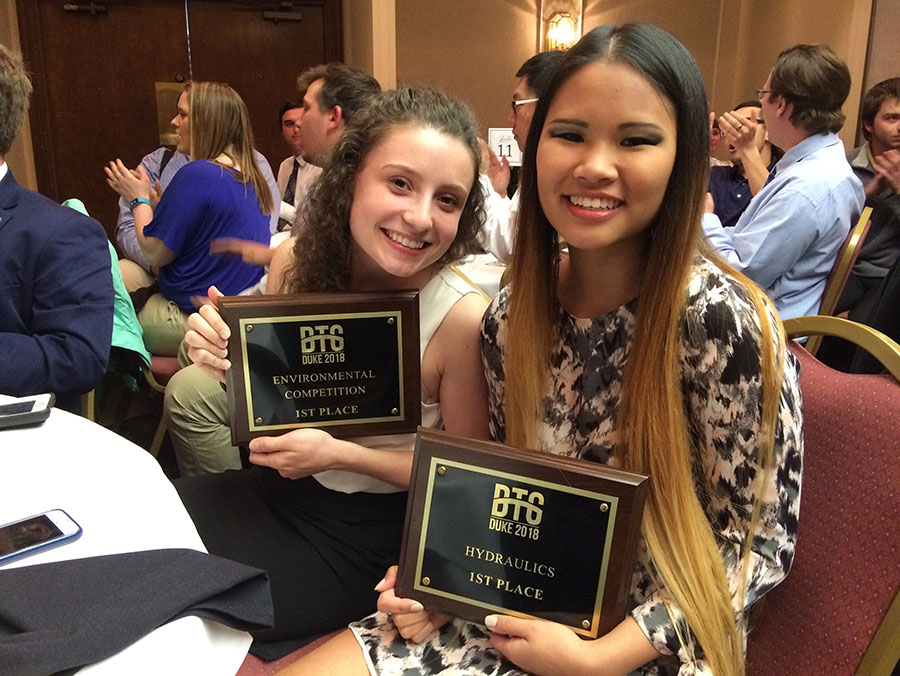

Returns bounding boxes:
[428,290,491,439]
[427,291,491,372]
[267,237,296,294]
[437,292,490,343]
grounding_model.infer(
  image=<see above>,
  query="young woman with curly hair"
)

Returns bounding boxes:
[170,86,491,658]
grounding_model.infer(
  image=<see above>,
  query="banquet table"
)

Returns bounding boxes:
[0,404,252,675]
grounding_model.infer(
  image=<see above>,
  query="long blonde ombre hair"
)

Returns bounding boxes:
[505,24,784,675]
[187,81,273,215]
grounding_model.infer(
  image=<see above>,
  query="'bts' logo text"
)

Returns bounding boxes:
[300,325,344,354]
[491,484,544,525]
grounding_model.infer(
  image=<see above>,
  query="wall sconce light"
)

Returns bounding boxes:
[546,13,577,50]
[540,1,583,51]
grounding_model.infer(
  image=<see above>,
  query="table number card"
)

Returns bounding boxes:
[488,128,523,167]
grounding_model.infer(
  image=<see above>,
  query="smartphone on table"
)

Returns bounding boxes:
[0,393,55,430]
[0,509,82,566]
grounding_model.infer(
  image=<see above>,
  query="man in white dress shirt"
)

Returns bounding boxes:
[479,50,564,262]
[275,99,322,231]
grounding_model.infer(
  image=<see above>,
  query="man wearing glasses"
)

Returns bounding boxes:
[479,50,564,263]
[703,44,864,320]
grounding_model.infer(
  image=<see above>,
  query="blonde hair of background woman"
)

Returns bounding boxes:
[188,81,273,215]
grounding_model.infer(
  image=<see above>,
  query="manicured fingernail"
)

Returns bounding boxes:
[409,602,424,612]
[374,578,386,591]
[484,615,498,628]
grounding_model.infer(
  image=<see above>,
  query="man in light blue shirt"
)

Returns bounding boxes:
[703,44,864,320]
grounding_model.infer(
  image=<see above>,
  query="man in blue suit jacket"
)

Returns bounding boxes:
[0,44,113,411]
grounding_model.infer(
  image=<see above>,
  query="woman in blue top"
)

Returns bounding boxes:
[106,82,273,356]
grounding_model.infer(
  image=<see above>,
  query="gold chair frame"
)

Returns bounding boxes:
[806,206,873,355]
[783,314,900,383]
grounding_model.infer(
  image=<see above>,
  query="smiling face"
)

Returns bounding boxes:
[280,106,304,156]
[170,91,191,154]
[348,125,475,289]
[536,60,677,260]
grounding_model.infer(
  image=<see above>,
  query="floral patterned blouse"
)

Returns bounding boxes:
[350,258,803,675]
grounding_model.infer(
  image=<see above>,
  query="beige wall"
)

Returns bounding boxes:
[395,0,538,135]
[344,0,376,74]
[729,0,872,147]
[584,0,726,108]
[584,0,871,147]
[862,0,900,113]
[343,0,396,90]
[392,0,872,147]
[7,0,884,188]
[0,0,37,189]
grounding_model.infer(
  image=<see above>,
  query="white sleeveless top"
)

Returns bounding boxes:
[313,266,486,494]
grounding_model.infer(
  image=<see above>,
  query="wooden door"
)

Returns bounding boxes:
[188,0,341,171]
[17,1,190,234]
[16,0,341,239]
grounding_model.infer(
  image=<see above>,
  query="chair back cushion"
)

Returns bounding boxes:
[747,341,900,673]
[149,356,180,387]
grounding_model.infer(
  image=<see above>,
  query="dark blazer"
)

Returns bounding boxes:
[0,169,113,409]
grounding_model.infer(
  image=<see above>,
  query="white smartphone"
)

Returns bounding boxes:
[0,509,82,566]
[0,393,55,430]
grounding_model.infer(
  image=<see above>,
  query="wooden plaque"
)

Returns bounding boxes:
[396,428,648,639]
[219,292,420,445]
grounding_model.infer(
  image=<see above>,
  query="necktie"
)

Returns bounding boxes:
[284,159,300,206]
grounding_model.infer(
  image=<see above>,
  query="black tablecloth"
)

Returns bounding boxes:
[0,548,273,676]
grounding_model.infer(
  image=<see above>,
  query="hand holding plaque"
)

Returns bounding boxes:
[374,565,452,643]
[218,292,421,445]
[396,429,648,640]
[183,286,233,383]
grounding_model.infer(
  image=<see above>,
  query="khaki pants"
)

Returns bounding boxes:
[118,259,155,293]
[164,364,242,476]
[138,293,190,356]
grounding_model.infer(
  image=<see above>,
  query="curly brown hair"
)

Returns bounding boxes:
[285,86,485,293]
[0,44,32,156]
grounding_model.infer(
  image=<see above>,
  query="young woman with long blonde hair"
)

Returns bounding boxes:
[290,23,803,676]
[106,82,273,355]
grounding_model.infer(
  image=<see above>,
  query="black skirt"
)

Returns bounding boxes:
[175,466,408,659]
